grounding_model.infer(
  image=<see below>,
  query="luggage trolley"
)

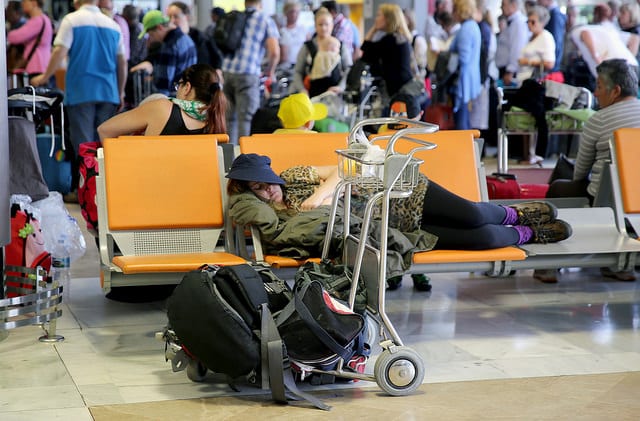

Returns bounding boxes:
[497,81,594,174]
[320,117,439,395]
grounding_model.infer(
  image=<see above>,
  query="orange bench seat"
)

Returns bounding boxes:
[97,135,245,292]
[112,252,247,274]
[263,256,323,269]
[411,247,527,264]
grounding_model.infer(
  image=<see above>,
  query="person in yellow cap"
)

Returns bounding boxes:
[274,92,328,133]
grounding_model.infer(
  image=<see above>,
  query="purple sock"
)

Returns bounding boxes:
[513,225,533,244]
[501,205,519,225]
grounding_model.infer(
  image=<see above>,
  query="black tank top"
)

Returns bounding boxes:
[160,103,207,135]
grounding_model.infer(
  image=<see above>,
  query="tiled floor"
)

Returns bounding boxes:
[2,195,640,420]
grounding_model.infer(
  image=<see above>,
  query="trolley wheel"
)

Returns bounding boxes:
[186,360,207,382]
[374,346,425,396]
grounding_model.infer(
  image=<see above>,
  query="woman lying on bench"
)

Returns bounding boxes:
[226,153,573,290]
[97,64,227,140]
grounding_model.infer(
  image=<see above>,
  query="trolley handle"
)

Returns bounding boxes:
[349,117,438,146]
[382,126,438,155]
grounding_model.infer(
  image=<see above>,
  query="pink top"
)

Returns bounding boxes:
[113,14,130,61]
[7,14,53,75]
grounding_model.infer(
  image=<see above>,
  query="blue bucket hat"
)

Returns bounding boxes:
[226,154,285,185]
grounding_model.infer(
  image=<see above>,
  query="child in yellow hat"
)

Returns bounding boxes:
[274,93,328,133]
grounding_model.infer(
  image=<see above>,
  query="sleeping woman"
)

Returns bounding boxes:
[226,153,572,289]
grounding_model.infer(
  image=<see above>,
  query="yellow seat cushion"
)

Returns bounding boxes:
[614,129,640,214]
[374,130,482,201]
[112,253,246,274]
[264,256,322,268]
[412,247,527,264]
[239,133,348,174]
[103,136,224,230]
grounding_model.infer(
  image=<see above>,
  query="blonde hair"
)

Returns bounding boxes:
[621,2,640,26]
[453,0,476,21]
[315,6,332,22]
[379,3,412,41]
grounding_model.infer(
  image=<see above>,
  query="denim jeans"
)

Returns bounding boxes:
[66,102,118,190]
[66,102,118,156]
[453,99,471,130]
[222,72,260,144]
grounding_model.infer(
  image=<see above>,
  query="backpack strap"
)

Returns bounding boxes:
[261,303,286,400]
[260,303,331,410]
[305,39,318,69]
[293,280,353,361]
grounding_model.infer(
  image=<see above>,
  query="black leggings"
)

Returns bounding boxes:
[421,181,520,250]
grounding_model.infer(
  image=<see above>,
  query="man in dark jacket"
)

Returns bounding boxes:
[130,10,197,96]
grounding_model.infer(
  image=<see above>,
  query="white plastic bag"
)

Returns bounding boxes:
[32,192,87,262]
[10,194,41,221]
[361,144,386,178]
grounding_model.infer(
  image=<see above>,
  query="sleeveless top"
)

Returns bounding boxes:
[160,103,207,135]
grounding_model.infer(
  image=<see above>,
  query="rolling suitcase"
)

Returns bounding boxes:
[36,131,72,194]
[132,70,153,107]
[486,173,549,199]
[486,173,520,199]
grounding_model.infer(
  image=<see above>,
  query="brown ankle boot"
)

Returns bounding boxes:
[530,219,572,244]
[510,201,558,226]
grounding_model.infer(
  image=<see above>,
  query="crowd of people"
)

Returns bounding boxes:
[5,0,639,285]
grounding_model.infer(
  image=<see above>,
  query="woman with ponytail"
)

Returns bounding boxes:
[98,63,227,140]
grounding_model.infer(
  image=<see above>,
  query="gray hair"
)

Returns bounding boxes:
[529,5,550,26]
[596,59,638,97]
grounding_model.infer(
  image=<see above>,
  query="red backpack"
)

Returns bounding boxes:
[78,141,101,233]
[5,204,52,297]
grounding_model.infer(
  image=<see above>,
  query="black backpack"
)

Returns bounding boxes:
[164,264,371,409]
[165,264,330,409]
[213,9,255,56]
[197,35,223,69]
[276,271,370,374]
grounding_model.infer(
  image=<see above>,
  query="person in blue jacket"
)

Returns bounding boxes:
[448,0,482,129]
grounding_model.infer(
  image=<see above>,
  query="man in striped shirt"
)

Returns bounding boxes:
[536,58,640,282]
[221,0,279,144]
[548,59,640,203]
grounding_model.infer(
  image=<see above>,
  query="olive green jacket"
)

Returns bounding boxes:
[228,192,437,278]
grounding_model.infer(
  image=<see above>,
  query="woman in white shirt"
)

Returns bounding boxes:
[517,5,556,83]
[515,5,556,165]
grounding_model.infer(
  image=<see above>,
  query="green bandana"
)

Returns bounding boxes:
[171,98,207,122]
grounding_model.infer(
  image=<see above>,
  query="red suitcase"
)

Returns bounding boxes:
[519,182,549,198]
[486,174,549,199]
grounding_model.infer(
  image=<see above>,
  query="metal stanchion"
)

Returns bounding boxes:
[1,266,64,342]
